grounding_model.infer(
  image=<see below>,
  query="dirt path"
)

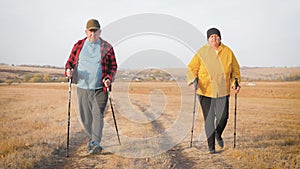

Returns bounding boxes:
[35,86,236,169]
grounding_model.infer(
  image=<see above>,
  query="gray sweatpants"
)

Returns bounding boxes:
[77,87,108,143]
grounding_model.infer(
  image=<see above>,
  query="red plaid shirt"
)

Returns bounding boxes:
[65,37,117,92]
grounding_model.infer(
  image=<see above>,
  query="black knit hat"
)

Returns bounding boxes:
[207,28,221,40]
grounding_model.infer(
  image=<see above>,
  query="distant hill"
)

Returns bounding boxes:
[0,64,299,84]
[116,66,300,82]
[241,67,300,81]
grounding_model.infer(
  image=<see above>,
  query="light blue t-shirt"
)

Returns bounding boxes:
[77,39,102,89]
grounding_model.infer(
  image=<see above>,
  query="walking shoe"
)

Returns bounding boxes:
[217,139,224,149]
[87,139,93,151]
[89,145,103,155]
[89,143,103,155]
[208,148,216,154]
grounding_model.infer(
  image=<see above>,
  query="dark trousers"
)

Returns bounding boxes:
[198,95,229,149]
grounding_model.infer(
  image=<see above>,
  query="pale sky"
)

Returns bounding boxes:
[0,0,299,68]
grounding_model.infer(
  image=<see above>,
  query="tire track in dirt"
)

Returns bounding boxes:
[126,99,196,168]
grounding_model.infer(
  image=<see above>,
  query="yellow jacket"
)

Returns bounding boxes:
[187,43,240,98]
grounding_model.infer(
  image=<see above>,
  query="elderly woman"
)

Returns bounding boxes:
[187,28,241,153]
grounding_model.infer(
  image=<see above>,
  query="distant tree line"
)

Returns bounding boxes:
[2,73,67,85]
[241,72,300,81]
[281,73,300,81]
[18,64,63,69]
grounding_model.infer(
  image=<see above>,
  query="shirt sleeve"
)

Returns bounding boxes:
[64,41,81,76]
[231,53,241,87]
[187,52,201,84]
[107,47,118,81]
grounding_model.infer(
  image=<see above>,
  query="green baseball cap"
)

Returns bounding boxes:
[86,19,100,30]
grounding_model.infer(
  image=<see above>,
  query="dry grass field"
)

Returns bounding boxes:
[0,81,299,168]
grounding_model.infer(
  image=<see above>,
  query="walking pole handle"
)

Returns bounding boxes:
[234,78,239,89]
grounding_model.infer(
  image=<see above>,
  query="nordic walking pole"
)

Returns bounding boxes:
[190,78,198,147]
[66,78,72,157]
[107,88,121,145]
[233,78,239,148]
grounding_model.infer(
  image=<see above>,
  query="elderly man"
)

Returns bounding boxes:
[65,19,117,154]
